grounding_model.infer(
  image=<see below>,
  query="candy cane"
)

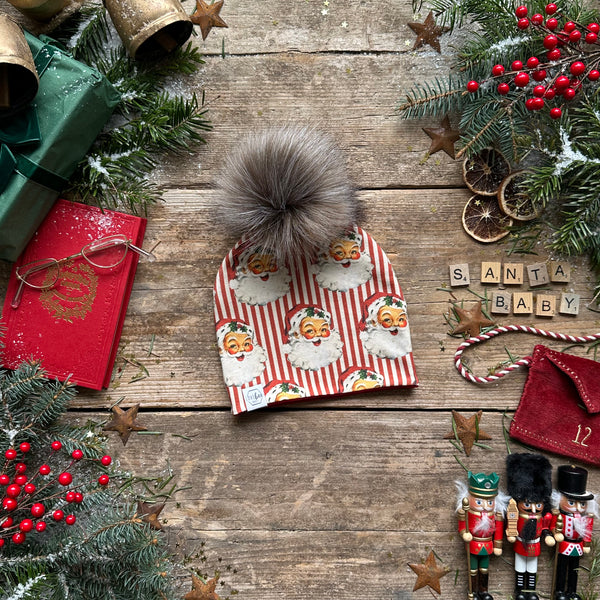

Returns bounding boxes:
[454,325,600,384]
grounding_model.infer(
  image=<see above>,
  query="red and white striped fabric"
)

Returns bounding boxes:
[213,226,418,414]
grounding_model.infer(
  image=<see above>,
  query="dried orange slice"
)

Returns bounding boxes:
[462,194,513,243]
[498,171,541,221]
[462,147,511,196]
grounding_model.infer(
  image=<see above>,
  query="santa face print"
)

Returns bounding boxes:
[219,330,267,387]
[352,377,381,392]
[299,316,331,343]
[360,301,412,360]
[230,251,291,306]
[312,237,373,292]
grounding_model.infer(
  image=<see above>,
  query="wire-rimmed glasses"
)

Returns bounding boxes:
[11,234,156,309]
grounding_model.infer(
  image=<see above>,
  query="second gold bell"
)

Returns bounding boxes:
[103,0,193,60]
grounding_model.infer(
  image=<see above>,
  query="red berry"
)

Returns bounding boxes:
[563,87,577,100]
[19,519,33,532]
[52,510,64,521]
[525,98,536,110]
[570,78,581,89]
[533,85,546,97]
[39,464,50,476]
[30,503,45,517]
[3,498,17,512]
[518,17,530,29]
[492,64,505,76]
[569,30,582,42]
[66,491,76,503]
[515,5,528,18]
[1,517,13,529]
[51,441,62,451]
[74,492,84,503]
[547,48,562,60]
[550,107,563,118]
[65,514,76,525]
[555,75,570,89]
[98,474,110,486]
[532,97,545,109]
[526,56,539,68]
[588,69,600,80]
[570,61,586,75]
[0,539,4,548]
[35,521,46,532]
[101,455,112,466]
[467,80,479,92]
[6,484,20,498]
[511,59,523,71]
[546,17,559,30]
[71,449,83,460]
[531,13,544,24]
[498,82,510,94]
[586,32,598,43]
[58,472,73,486]
[564,21,576,32]
[24,483,35,494]
[545,3,558,15]
[543,34,558,49]
[14,475,27,486]
[4,449,16,461]
[12,532,25,544]
[588,22,600,33]
[19,443,30,453]
[0,475,10,486]
[515,72,530,87]
[15,463,26,474]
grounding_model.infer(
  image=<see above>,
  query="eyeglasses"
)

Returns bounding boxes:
[11,234,156,309]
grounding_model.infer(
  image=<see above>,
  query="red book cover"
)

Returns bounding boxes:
[1,199,147,390]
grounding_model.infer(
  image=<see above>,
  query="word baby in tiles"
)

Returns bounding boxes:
[449,261,579,317]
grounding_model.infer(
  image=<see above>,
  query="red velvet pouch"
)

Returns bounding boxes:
[509,345,600,466]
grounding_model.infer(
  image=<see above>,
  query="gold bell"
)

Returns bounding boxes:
[5,0,73,21]
[104,0,194,60]
[0,14,39,115]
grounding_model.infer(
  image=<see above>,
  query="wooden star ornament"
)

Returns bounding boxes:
[407,11,450,53]
[184,575,221,600]
[423,115,460,159]
[190,0,228,41]
[102,404,147,445]
[444,410,492,456]
[451,301,495,337]
[137,501,165,530]
[409,550,450,594]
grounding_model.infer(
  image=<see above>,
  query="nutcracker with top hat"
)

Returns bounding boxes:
[505,453,555,600]
[457,472,506,600]
[550,465,597,600]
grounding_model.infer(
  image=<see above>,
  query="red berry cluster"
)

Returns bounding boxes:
[0,441,112,547]
[466,3,600,119]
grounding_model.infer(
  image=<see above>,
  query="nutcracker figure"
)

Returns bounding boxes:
[505,453,555,600]
[551,465,597,600]
[457,471,506,600]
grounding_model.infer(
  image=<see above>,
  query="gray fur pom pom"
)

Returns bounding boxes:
[217,126,358,265]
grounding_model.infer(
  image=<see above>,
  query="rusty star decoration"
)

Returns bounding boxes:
[102,404,147,445]
[407,11,450,53]
[136,501,165,530]
[184,575,221,600]
[190,0,228,41]
[451,300,495,337]
[423,115,460,159]
[444,410,492,456]
[408,550,450,594]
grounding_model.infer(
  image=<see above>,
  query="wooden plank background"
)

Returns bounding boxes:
[1,1,599,598]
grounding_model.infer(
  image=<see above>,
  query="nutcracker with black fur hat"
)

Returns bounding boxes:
[213,126,417,414]
[505,453,554,600]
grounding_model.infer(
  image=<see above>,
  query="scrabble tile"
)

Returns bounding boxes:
[449,263,470,287]
[559,293,580,315]
[481,262,501,284]
[536,294,556,317]
[549,261,571,283]
[527,262,550,287]
[513,292,533,314]
[491,291,511,314]
[503,263,524,285]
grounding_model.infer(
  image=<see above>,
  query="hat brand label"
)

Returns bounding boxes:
[242,384,269,411]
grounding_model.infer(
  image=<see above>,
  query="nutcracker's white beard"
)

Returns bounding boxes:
[573,515,594,537]
[360,325,412,359]
[472,512,496,536]
[312,254,373,292]
[230,268,291,305]
[283,330,343,370]
[220,345,267,387]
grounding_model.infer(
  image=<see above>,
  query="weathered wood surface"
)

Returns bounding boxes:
[1,0,599,598]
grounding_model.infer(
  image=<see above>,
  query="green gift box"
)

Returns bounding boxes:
[0,32,120,262]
